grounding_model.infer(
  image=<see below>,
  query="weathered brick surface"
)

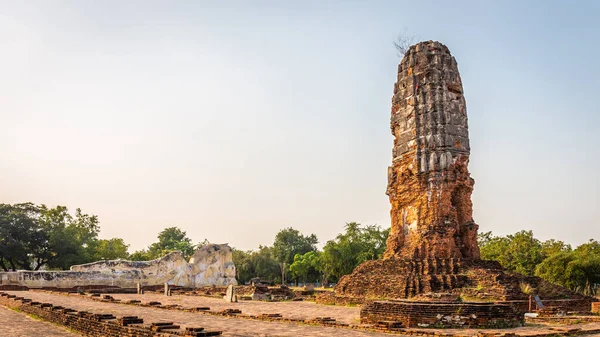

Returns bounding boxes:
[592,302,600,313]
[6,290,600,337]
[324,42,599,320]
[361,300,523,328]
[4,291,396,337]
[385,40,479,261]
[0,292,221,336]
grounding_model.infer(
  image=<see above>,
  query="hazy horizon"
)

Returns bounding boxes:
[2,1,598,252]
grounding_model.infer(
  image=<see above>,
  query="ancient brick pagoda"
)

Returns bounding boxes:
[317,42,595,321]
[384,40,478,262]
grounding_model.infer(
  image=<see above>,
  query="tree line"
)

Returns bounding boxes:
[233,222,389,285]
[1,202,597,295]
[479,230,600,296]
[0,203,202,271]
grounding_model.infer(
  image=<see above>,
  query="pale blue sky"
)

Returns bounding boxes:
[1,1,598,251]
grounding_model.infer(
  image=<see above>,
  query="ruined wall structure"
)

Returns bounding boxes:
[0,244,237,289]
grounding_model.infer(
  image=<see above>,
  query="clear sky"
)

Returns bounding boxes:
[1,1,598,252]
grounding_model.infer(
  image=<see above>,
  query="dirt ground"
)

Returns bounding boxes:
[0,305,79,337]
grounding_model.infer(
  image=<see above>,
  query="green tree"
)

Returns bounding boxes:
[272,227,318,283]
[43,206,101,270]
[232,249,254,284]
[0,203,112,270]
[0,203,45,271]
[535,247,600,296]
[574,239,600,256]
[91,238,130,260]
[147,227,196,259]
[129,249,151,261]
[541,239,572,258]
[251,245,281,284]
[317,222,389,283]
[535,251,574,287]
[289,251,320,284]
[479,230,542,276]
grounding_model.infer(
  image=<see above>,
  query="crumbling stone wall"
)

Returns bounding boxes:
[385,40,479,260]
[0,244,237,289]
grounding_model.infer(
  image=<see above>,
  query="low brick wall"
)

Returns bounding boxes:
[0,292,221,336]
[315,291,366,306]
[593,302,600,313]
[361,300,524,328]
[509,298,597,314]
[527,315,600,324]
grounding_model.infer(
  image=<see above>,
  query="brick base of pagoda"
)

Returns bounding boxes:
[316,258,596,317]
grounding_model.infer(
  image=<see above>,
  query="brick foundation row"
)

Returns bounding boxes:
[0,292,222,336]
[361,300,523,328]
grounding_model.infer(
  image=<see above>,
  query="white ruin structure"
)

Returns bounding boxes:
[0,244,237,289]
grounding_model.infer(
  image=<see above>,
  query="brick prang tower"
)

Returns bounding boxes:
[384,40,480,261]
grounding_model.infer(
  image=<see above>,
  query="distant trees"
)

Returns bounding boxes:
[4,201,597,296]
[479,231,600,296]
[289,251,320,284]
[479,230,545,276]
[233,246,281,284]
[129,227,197,261]
[232,223,390,286]
[0,203,125,271]
[318,223,389,284]
[91,238,129,261]
[535,240,600,296]
[272,227,318,283]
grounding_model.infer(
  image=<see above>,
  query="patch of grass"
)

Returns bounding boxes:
[520,282,534,295]
[476,282,485,292]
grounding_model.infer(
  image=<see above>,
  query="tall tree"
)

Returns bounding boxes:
[535,247,600,296]
[250,245,281,284]
[0,203,118,270]
[91,238,130,261]
[289,251,321,284]
[479,230,543,276]
[272,227,318,283]
[232,249,254,284]
[43,206,101,270]
[0,203,44,271]
[147,227,196,259]
[317,222,389,283]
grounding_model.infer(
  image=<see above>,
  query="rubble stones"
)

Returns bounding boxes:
[223,284,237,303]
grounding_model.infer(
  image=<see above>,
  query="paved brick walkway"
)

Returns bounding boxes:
[6,291,390,337]
[0,305,80,337]
[6,291,600,337]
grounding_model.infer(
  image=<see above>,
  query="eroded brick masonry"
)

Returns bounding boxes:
[385,41,479,260]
